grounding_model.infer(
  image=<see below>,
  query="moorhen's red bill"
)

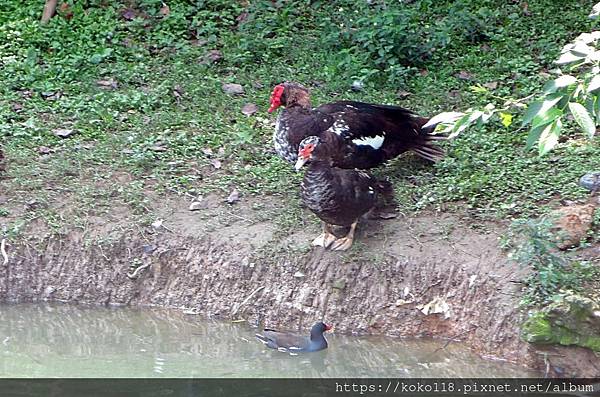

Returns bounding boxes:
[269,82,445,168]
[295,136,394,251]
[256,322,333,353]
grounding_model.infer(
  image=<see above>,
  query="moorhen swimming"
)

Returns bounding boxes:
[295,136,394,251]
[256,322,333,353]
[269,82,445,168]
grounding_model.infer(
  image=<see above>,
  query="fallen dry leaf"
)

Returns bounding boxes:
[201,148,214,156]
[121,8,136,20]
[97,78,118,89]
[483,81,498,90]
[159,3,170,16]
[456,70,473,80]
[396,90,411,99]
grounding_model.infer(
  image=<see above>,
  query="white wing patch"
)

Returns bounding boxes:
[328,119,349,136]
[352,135,385,149]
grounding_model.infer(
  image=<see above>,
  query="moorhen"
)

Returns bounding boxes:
[256,322,333,353]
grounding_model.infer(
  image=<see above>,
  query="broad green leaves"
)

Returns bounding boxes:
[427,3,600,157]
[568,102,596,138]
[538,119,562,156]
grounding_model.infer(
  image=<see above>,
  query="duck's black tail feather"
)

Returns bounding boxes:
[410,118,447,162]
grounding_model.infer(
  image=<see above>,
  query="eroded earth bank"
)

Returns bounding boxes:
[1,192,598,377]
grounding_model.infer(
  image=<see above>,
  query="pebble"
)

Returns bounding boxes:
[579,172,600,192]
[222,83,244,95]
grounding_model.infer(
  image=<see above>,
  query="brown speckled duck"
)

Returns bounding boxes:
[269,82,445,169]
[295,136,394,251]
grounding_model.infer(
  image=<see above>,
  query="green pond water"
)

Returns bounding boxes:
[0,303,537,378]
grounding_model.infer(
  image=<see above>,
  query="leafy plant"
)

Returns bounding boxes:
[501,217,598,306]
[427,2,600,155]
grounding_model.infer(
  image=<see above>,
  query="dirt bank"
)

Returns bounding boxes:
[0,194,598,376]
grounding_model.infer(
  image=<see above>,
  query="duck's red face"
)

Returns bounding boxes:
[295,142,316,171]
[268,84,285,113]
[324,323,333,331]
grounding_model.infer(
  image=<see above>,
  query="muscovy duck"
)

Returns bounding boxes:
[269,82,445,168]
[295,136,393,251]
[256,322,332,353]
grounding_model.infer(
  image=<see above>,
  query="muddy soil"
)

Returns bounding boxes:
[0,194,599,377]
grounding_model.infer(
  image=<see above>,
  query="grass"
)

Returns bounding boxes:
[0,0,599,240]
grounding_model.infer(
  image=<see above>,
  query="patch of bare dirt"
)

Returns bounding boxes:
[1,193,599,377]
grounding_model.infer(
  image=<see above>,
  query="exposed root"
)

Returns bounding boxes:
[127,262,151,279]
[231,285,265,317]
[1,238,7,266]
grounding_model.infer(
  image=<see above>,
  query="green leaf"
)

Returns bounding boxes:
[449,110,483,138]
[543,75,577,94]
[521,94,563,126]
[538,119,562,156]
[526,124,545,150]
[499,112,513,128]
[587,74,600,93]
[568,102,596,138]
[594,94,600,125]
[555,51,585,65]
[422,112,464,129]
[531,107,563,130]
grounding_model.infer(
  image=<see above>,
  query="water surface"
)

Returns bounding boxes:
[0,303,536,378]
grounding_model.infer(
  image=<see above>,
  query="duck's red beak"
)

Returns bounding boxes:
[325,323,333,331]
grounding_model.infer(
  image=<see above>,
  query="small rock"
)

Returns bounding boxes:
[38,146,51,155]
[11,103,23,112]
[202,147,214,156]
[293,271,305,278]
[351,80,364,92]
[332,279,346,290]
[551,203,596,250]
[151,145,167,152]
[579,172,600,192]
[151,219,165,231]
[222,83,244,95]
[142,245,156,254]
[396,90,411,99]
[483,81,498,90]
[189,201,205,211]
[226,189,240,204]
[241,103,258,116]
[202,50,223,64]
[40,91,61,101]
[53,128,76,138]
[121,8,136,20]
[211,159,222,169]
[172,85,184,101]
[218,147,225,156]
[122,149,134,155]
